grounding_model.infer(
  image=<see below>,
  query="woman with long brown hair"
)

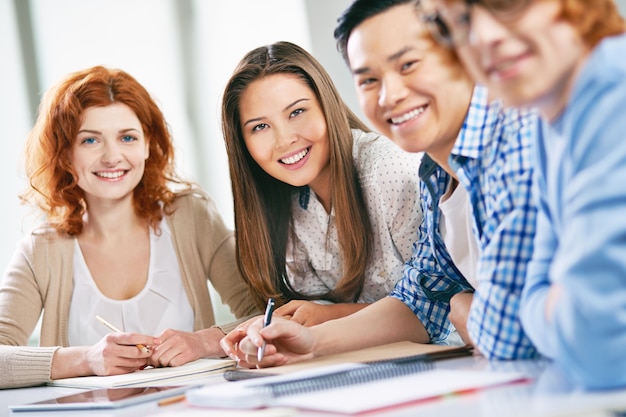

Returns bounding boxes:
[222,41,422,325]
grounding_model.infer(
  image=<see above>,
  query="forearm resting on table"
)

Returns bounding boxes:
[50,346,93,380]
[310,297,428,357]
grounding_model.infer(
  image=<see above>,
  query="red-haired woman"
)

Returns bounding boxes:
[0,66,257,388]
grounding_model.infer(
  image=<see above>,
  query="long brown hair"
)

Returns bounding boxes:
[20,65,193,235]
[221,41,372,310]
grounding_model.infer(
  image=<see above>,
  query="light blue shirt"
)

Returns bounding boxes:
[521,33,626,389]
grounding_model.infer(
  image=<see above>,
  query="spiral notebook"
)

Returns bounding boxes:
[187,356,528,414]
[223,341,470,380]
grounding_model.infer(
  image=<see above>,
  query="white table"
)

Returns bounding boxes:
[3,357,626,417]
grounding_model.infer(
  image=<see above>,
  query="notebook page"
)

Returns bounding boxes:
[47,358,236,388]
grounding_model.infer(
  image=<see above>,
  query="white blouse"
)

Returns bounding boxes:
[286,129,423,303]
[68,218,194,346]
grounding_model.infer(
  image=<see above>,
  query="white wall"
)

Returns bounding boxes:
[0,0,35,275]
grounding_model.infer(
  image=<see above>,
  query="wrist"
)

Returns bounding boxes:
[309,323,332,358]
[51,346,90,379]
[199,327,228,358]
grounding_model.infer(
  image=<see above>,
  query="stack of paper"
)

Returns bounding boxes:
[48,358,235,388]
[187,361,528,414]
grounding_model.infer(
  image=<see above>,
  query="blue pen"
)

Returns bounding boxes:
[257,298,276,362]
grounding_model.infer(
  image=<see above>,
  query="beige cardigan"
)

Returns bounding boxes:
[0,190,257,388]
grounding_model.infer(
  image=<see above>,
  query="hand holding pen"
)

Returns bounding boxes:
[257,298,276,362]
[220,311,318,368]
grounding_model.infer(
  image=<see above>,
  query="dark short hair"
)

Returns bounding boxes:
[334,0,414,64]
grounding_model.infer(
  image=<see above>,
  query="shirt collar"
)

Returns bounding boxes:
[451,85,502,161]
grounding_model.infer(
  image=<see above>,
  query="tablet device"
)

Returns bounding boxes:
[9,385,189,411]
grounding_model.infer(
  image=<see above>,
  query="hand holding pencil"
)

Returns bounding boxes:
[96,315,152,354]
[61,315,156,378]
[96,316,226,369]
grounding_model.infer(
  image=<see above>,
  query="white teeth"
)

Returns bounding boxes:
[281,149,309,165]
[96,171,124,179]
[391,107,425,125]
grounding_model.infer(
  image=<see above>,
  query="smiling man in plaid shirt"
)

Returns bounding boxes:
[391,85,538,358]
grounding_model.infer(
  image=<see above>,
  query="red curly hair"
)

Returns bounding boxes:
[20,66,192,236]
[559,0,625,48]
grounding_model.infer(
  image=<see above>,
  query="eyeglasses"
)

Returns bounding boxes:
[419,0,532,47]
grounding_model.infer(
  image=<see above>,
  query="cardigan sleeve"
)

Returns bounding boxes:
[0,233,63,388]
[208,233,259,319]
[193,192,259,319]
[0,346,59,388]
[170,190,259,328]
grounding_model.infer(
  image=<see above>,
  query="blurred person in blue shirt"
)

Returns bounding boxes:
[424,0,626,388]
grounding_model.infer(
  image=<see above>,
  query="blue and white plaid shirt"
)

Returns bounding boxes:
[390,86,539,359]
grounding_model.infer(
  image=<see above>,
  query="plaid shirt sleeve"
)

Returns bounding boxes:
[390,172,472,342]
[457,103,539,359]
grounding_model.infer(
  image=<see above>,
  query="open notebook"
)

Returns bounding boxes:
[187,356,528,414]
[48,358,235,388]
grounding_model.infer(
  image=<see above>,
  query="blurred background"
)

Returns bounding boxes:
[2,0,626,326]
